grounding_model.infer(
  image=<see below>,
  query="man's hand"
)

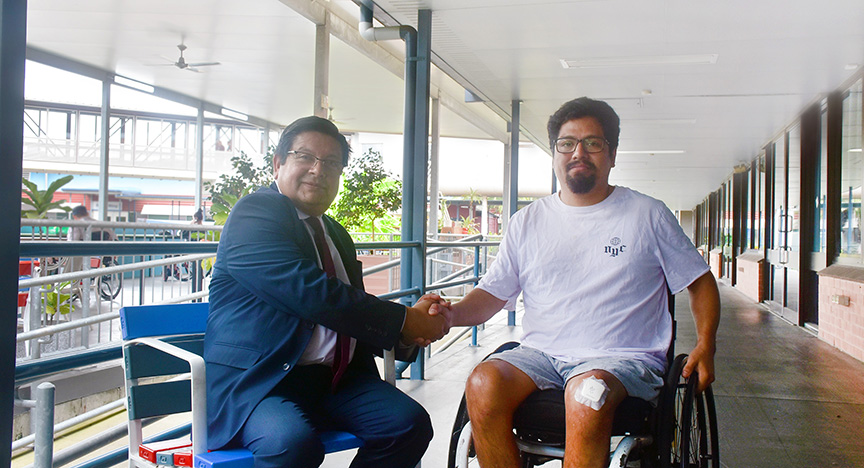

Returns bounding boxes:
[401,294,452,347]
[682,341,715,393]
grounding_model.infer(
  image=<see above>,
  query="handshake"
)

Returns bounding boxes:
[400,293,453,347]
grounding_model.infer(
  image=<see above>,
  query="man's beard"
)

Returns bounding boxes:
[564,162,597,194]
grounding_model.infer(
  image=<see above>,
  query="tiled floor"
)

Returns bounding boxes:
[327,281,864,467]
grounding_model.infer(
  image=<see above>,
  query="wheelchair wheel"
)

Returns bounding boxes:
[447,395,474,468]
[659,355,719,468]
[98,272,122,301]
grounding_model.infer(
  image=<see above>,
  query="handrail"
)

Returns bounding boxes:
[19,253,212,289]
[21,218,223,232]
[20,241,219,257]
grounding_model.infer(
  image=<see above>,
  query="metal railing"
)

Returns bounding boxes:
[12,223,501,467]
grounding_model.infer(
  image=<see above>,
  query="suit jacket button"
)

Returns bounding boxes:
[283,363,290,371]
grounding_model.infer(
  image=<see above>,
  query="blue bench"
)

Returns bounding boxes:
[120,303,364,468]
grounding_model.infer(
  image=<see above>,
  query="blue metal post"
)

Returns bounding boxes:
[506,100,521,327]
[472,244,481,344]
[0,0,27,464]
[410,9,432,380]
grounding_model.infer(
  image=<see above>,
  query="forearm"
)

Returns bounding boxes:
[449,288,507,327]
[687,272,720,350]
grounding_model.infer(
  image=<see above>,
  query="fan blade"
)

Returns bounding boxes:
[186,61,220,67]
[185,67,202,73]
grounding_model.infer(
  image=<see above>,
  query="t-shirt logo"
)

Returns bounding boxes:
[604,237,627,257]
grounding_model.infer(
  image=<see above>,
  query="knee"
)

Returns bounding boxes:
[465,362,508,419]
[249,428,325,468]
[399,401,434,445]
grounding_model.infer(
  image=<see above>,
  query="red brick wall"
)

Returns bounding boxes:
[818,265,864,363]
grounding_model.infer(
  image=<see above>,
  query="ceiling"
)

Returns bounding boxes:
[24,0,864,210]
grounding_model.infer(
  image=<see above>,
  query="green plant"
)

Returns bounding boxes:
[330,148,402,238]
[201,150,274,273]
[43,281,74,316]
[459,216,480,235]
[21,175,74,219]
[204,150,274,221]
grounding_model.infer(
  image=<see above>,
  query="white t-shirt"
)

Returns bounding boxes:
[478,187,709,372]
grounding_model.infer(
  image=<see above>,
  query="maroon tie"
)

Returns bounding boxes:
[304,217,351,390]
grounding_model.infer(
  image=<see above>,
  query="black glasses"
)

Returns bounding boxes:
[286,151,345,173]
[554,137,609,154]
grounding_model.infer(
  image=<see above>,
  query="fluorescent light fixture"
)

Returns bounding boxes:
[851,148,863,153]
[113,75,154,94]
[560,54,718,69]
[221,108,248,121]
[617,150,685,155]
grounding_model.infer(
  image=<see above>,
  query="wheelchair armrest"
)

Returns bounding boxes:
[127,337,208,456]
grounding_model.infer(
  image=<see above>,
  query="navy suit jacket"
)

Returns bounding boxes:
[204,184,414,450]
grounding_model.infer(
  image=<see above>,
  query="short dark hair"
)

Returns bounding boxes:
[193,208,204,222]
[547,97,620,151]
[71,205,88,218]
[274,116,351,166]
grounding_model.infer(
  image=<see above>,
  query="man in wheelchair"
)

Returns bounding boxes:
[434,97,720,467]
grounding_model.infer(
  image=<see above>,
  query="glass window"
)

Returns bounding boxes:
[840,80,863,260]
[773,136,787,252]
[788,124,801,255]
[817,108,828,252]
[754,152,766,250]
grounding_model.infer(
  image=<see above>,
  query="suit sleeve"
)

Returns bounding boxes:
[215,191,406,350]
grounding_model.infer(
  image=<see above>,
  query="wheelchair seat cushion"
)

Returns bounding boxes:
[513,390,653,446]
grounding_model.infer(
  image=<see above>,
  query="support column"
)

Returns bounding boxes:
[428,96,440,237]
[98,80,110,220]
[0,0,27,464]
[195,105,204,212]
[502,142,512,231]
[409,9,432,380]
[313,14,330,119]
[506,100,520,326]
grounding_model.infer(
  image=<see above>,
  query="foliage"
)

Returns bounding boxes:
[459,216,480,235]
[330,148,402,235]
[43,281,74,315]
[21,175,74,219]
[201,149,273,273]
[204,150,274,225]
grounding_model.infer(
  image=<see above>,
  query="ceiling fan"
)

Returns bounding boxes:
[327,107,354,125]
[160,44,220,72]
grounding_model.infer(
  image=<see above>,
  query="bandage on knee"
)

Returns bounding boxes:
[573,375,610,411]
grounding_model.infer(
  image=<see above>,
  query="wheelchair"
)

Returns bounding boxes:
[446,304,719,468]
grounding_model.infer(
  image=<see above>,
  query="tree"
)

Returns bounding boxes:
[330,148,402,238]
[21,175,74,219]
[204,150,274,225]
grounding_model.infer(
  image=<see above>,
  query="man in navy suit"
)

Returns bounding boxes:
[205,116,448,467]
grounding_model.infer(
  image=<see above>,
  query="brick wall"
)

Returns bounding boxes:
[818,265,864,363]
[735,252,764,302]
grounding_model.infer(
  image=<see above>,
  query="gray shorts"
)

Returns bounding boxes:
[488,345,665,404]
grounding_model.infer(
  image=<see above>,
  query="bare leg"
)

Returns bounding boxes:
[465,360,538,468]
[562,370,627,468]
